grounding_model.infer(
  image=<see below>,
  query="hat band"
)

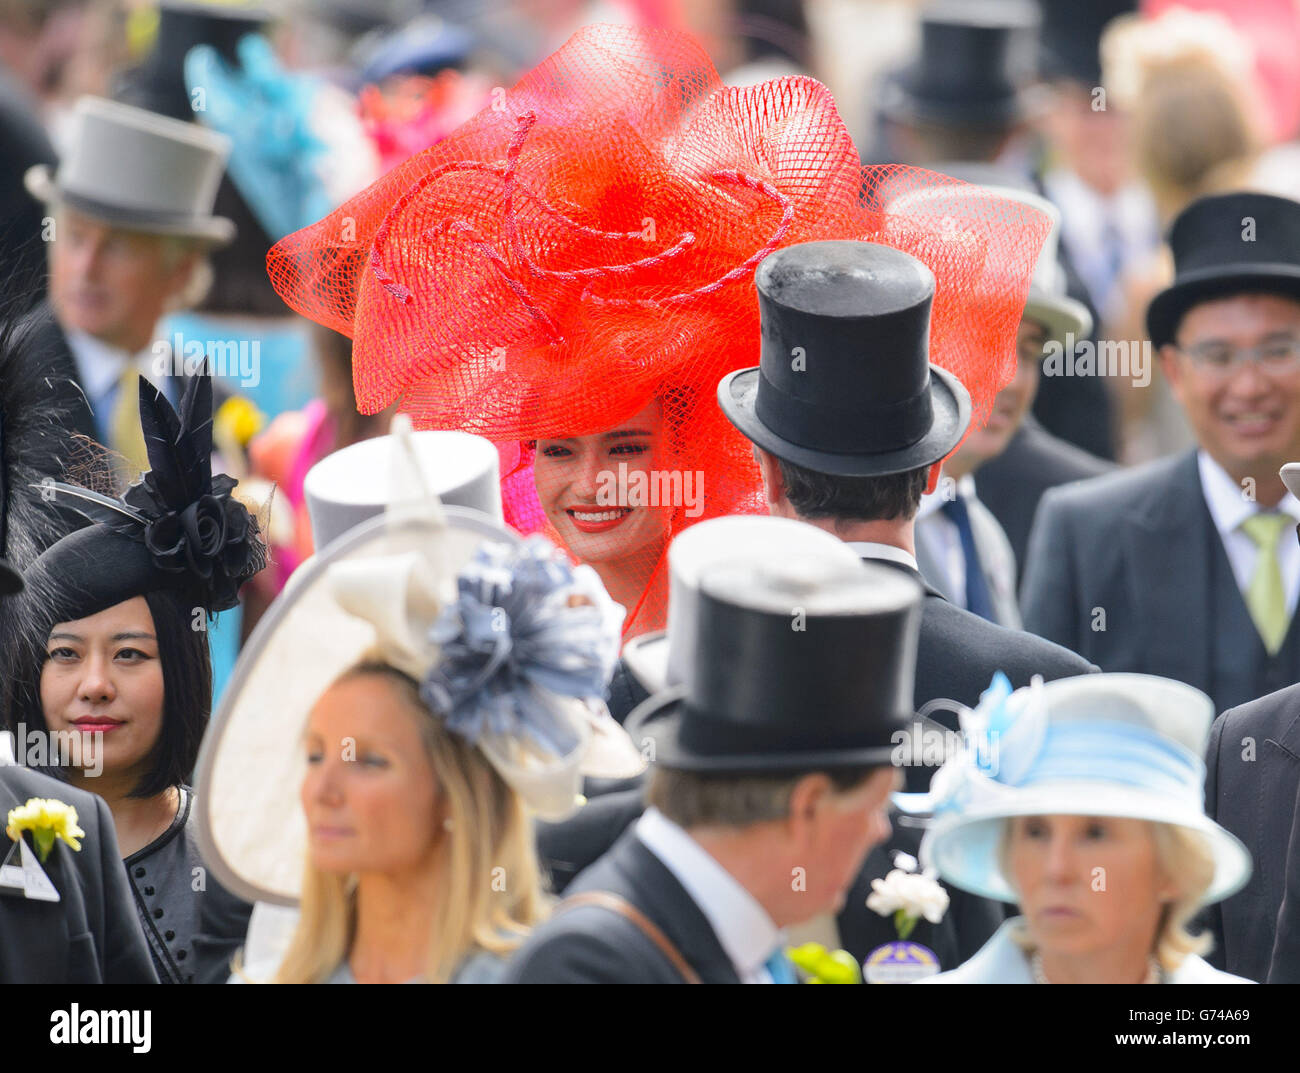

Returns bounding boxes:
[56,186,218,233]
[1014,721,1204,808]
[677,701,899,762]
[755,367,934,455]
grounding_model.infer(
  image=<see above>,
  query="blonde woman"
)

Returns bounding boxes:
[277,660,547,983]
[903,673,1254,984]
[195,437,645,983]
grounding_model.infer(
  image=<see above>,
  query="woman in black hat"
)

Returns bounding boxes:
[5,372,265,984]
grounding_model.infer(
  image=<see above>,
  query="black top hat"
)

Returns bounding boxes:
[1146,192,1300,349]
[115,2,273,121]
[719,240,971,477]
[878,0,1042,128]
[625,555,923,773]
[1038,0,1137,87]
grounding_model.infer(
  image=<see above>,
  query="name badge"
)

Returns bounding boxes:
[0,838,61,902]
[864,941,939,984]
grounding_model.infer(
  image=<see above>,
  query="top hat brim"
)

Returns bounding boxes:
[1023,291,1093,350]
[625,687,899,773]
[0,559,21,596]
[1146,264,1300,349]
[718,363,971,478]
[877,73,1048,130]
[1281,463,1300,502]
[25,165,237,247]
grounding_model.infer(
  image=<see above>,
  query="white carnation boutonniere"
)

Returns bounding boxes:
[866,852,951,940]
[862,852,948,983]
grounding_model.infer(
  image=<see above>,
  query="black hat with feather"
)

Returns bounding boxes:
[22,371,266,624]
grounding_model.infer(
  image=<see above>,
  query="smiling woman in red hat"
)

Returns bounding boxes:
[266,23,1051,638]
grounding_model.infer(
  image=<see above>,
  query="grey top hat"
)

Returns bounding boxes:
[303,421,503,552]
[25,96,236,246]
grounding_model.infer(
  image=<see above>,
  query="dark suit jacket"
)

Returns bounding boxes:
[0,765,157,983]
[1203,683,1300,982]
[1022,449,1300,714]
[976,417,1115,583]
[873,558,1097,753]
[507,828,743,983]
[1268,771,1300,983]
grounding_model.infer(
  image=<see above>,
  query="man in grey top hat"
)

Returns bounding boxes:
[20,95,236,473]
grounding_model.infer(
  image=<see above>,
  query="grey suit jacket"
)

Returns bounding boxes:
[1020,449,1300,713]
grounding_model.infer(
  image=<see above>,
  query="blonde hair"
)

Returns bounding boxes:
[272,661,548,984]
[1000,817,1215,974]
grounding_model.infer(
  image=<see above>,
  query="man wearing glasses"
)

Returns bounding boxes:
[1022,192,1300,718]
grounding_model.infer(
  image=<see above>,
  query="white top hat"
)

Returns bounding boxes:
[900,672,1252,906]
[303,423,503,552]
[25,96,235,245]
[621,515,864,693]
[196,425,643,906]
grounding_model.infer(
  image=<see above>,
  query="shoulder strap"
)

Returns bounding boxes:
[555,890,702,984]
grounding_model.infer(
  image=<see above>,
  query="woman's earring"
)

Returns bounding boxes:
[442,817,454,832]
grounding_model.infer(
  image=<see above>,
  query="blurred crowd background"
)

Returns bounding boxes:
[5,0,1300,682]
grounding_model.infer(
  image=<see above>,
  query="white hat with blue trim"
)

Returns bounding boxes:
[897,672,1252,905]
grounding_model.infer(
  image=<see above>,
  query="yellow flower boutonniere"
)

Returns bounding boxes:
[5,798,85,863]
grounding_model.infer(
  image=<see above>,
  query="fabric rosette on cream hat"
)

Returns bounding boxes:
[196,425,645,906]
[896,672,1252,906]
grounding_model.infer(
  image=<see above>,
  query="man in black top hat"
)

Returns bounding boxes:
[506,555,916,983]
[717,239,1094,774]
[1024,192,1300,718]
[873,0,1042,169]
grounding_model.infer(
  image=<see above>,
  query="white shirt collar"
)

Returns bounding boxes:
[63,330,155,405]
[917,472,977,520]
[845,541,920,572]
[635,807,781,979]
[1197,450,1300,533]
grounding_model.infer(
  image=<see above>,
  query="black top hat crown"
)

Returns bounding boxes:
[116,1,272,121]
[1147,192,1300,349]
[625,555,923,773]
[1038,0,1137,87]
[880,0,1041,127]
[719,240,971,477]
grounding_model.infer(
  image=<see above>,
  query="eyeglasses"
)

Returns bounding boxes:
[1175,336,1300,377]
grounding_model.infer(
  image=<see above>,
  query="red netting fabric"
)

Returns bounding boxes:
[268,23,1050,637]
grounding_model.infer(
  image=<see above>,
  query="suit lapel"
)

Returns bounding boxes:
[31,309,102,444]
[1123,452,1214,692]
[602,832,742,984]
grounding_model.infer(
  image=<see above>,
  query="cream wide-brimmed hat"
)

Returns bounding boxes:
[897,672,1252,905]
[25,95,236,245]
[196,428,644,906]
[621,515,866,694]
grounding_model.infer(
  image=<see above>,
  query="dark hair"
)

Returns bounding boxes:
[775,455,929,522]
[4,588,211,798]
[647,765,884,829]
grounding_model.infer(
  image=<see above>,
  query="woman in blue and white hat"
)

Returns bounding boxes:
[903,672,1254,984]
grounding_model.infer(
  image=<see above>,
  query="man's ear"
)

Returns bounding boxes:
[755,447,785,513]
[785,772,832,843]
[1159,344,1184,404]
[924,460,944,496]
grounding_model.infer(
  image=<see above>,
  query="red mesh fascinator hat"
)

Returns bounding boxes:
[268,24,1050,636]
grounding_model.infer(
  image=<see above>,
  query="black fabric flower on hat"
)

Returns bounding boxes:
[38,373,266,614]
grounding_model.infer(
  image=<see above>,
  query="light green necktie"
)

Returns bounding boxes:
[1240,512,1292,655]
